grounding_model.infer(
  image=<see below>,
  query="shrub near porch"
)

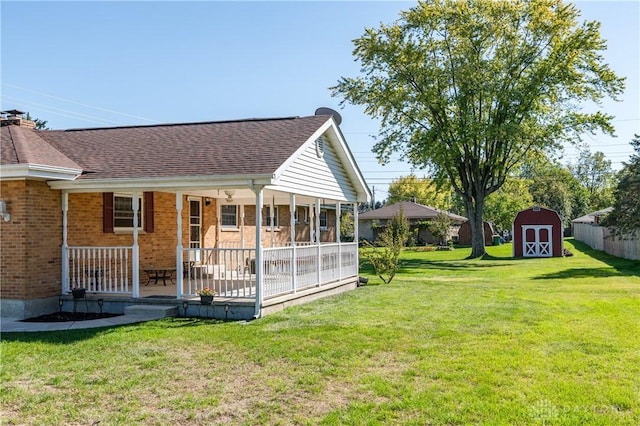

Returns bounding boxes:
[2,239,639,424]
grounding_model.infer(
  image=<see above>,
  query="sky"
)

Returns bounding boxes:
[2,1,638,203]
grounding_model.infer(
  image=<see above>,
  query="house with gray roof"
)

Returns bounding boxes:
[358,201,467,245]
[0,109,370,320]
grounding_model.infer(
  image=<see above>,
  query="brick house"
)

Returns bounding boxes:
[0,110,370,320]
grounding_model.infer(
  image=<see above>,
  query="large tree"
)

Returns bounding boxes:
[387,174,452,209]
[569,147,615,210]
[332,0,624,257]
[602,134,640,237]
[526,161,589,226]
[483,177,533,232]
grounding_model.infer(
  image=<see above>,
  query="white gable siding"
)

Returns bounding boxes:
[275,138,357,201]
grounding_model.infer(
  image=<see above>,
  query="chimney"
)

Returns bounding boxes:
[0,110,36,129]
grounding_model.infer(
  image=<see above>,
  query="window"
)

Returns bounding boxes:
[103,192,153,233]
[221,205,238,228]
[294,206,308,224]
[114,194,143,229]
[319,210,328,230]
[263,206,278,229]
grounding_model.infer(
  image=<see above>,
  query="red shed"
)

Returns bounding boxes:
[512,206,563,257]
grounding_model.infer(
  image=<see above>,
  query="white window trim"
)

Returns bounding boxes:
[114,192,143,232]
[220,204,239,230]
[319,209,328,231]
[264,205,279,230]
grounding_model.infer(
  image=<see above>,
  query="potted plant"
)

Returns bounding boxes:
[71,287,86,299]
[196,288,216,305]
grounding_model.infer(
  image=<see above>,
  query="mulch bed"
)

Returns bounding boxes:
[21,312,122,323]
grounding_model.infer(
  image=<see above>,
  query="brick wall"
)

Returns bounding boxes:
[1,187,342,302]
[0,180,62,300]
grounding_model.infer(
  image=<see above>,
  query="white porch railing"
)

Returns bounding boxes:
[65,243,358,299]
[262,242,359,298]
[183,247,256,298]
[67,246,132,294]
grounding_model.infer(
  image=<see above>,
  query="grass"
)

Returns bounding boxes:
[2,238,639,425]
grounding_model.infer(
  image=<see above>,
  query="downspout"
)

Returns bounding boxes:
[250,181,265,319]
[61,191,69,293]
[132,190,140,298]
[176,192,183,299]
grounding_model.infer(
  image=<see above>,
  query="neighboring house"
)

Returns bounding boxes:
[457,221,497,246]
[572,207,639,260]
[0,110,370,320]
[572,207,613,225]
[512,206,563,257]
[358,201,466,245]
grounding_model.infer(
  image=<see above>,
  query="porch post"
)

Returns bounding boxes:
[309,202,314,244]
[354,203,359,278]
[132,190,140,298]
[290,193,297,293]
[270,197,275,248]
[252,184,265,318]
[316,199,321,286]
[240,204,245,248]
[61,191,70,293]
[176,192,183,299]
[336,201,341,280]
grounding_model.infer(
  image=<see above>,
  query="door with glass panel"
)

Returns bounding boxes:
[189,198,202,263]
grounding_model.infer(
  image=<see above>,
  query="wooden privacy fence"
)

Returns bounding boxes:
[573,223,639,260]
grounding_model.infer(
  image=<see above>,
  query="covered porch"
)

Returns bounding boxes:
[60,188,362,319]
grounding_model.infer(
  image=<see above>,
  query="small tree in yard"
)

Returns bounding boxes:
[428,212,453,246]
[362,208,412,284]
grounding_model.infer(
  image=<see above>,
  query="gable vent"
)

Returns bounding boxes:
[315,135,326,158]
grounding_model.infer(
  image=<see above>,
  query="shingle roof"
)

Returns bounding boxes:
[2,115,332,180]
[1,125,81,170]
[572,207,613,223]
[359,201,467,223]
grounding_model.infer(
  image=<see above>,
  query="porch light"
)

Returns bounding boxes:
[0,200,10,222]
[205,198,212,206]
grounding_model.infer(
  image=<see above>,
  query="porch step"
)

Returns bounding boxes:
[124,305,178,319]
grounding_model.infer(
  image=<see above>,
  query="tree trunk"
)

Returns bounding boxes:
[464,195,487,258]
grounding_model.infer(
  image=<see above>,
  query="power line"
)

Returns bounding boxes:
[2,83,162,124]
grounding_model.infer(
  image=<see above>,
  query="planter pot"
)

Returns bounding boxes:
[200,295,213,305]
[71,288,86,299]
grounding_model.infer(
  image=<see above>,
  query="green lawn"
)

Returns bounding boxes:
[2,239,639,425]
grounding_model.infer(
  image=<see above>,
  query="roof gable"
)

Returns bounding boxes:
[272,117,369,202]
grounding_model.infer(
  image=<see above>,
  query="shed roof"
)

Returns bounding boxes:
[359,201,467,223]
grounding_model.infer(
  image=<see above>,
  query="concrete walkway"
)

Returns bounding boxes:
[1,315,161,333]
[2,305,177,333]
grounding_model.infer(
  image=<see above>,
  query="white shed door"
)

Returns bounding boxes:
[522,225,553,257]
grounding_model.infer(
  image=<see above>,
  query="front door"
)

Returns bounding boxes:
[189,198,202,262]
[523,225,553,257]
